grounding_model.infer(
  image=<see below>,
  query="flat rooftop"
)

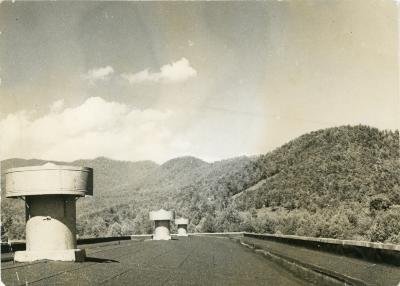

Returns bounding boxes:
[1,236,308,286]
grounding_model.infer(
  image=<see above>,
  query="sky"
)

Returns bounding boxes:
[0,1,399,163]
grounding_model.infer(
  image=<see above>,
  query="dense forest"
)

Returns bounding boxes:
[2,125,400,244]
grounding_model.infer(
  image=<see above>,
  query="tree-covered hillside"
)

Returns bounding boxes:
[2,125,399,243]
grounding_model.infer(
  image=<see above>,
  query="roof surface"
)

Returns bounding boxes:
[242,236,400,286]
[1,236,308,286]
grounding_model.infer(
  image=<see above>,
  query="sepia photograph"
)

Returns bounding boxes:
[0,0,399,285]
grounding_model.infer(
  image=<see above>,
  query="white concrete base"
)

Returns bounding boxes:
[152,235,171,241]
[14,249,86,262]
[153,220,172,240]
[177,227,188,236]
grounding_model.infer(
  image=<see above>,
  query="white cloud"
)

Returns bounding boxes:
[121,58,197,84]
[0,0,15,3]
[49,99,65,113]
[82,66,114,84]
[0,97,192,163]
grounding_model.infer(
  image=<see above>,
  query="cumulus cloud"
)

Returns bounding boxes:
[49,99,65,113]
[82,66,114,84]
[121,58,197,84]
[0,97,192,162]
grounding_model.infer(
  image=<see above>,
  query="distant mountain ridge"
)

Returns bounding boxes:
[139,156,210,191]
[1,157,159,198]
[2,125,400,243]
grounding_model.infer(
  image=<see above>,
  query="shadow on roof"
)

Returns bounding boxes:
[84,257,120,263]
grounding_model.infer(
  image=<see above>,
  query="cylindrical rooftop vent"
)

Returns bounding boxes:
[175,218,189,236]
[149,209,174,240]
[5,163,93,262]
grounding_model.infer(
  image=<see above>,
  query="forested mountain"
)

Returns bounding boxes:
[2,125,399,243]
[139,156,210,192]
[0,157,159,198]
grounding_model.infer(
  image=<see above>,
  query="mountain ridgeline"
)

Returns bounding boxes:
[2,125,399,243]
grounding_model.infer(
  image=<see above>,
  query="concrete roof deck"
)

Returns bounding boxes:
[241,236,400,286]
[1,236,309,286]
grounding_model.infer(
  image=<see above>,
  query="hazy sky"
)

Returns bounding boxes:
[0,1,399,163]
